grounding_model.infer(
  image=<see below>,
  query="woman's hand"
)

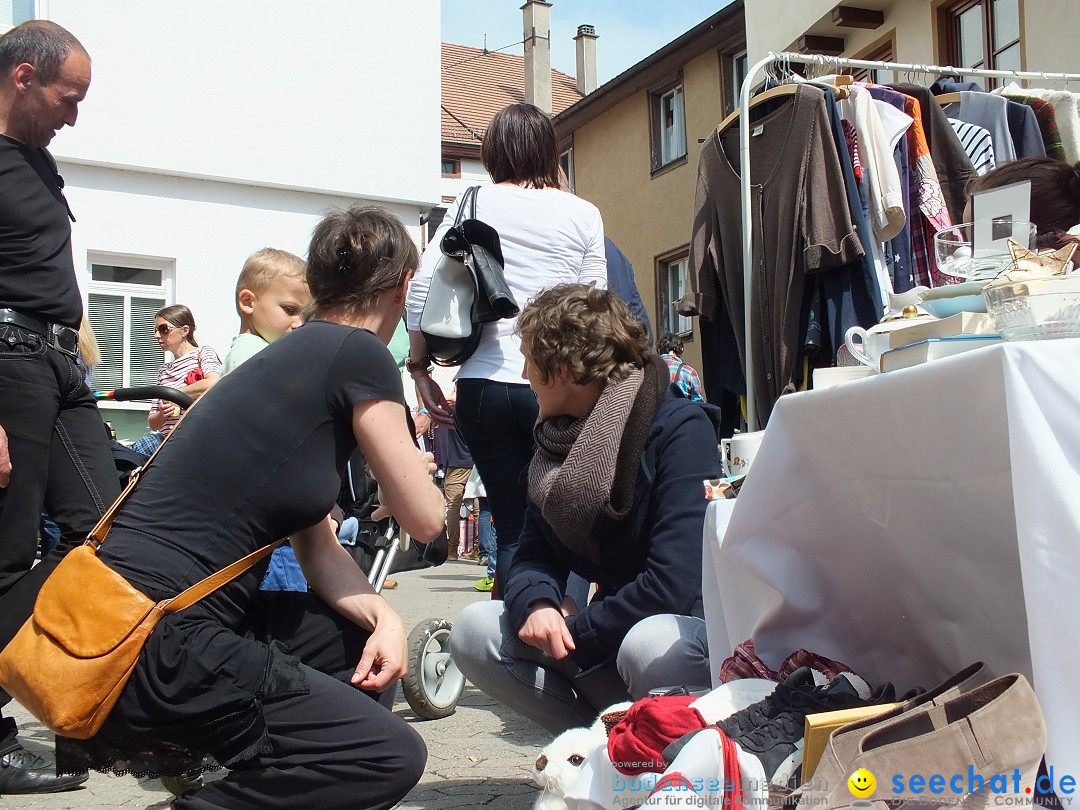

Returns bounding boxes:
[352,607,409,691]
[518,601,576,660]
[414,375,454,427]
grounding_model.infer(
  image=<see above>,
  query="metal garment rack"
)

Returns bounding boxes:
[735,51,1080,431]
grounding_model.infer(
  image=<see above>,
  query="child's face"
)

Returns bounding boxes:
[245,274,310,343]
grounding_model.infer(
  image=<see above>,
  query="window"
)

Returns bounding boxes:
[0,0,34,28]
[559,147,574,192]
[853,35,897,85]
[86,258,171,391]
[650,77,686,172]
[656,252,692,337]
[441,157,460,178]
[728,51,748,115]
[941,0,1021,86]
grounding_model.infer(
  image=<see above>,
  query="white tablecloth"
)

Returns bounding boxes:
[703,340,1080,777]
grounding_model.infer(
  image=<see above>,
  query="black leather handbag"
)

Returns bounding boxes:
[420,186,519,366]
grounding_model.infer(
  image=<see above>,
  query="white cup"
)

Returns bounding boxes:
[844,326,892,370]
[721,430,765,476]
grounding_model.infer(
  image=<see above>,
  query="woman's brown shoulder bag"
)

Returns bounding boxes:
[0,416,283,740]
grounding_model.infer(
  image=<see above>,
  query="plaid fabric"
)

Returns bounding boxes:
[661,354,704,402]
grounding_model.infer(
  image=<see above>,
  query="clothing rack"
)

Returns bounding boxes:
[735,51,1080,431]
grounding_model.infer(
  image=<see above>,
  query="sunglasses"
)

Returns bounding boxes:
[155,324,178,336]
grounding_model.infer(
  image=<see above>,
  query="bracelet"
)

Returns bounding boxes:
[418,408,429,415]
[405,355,433,377]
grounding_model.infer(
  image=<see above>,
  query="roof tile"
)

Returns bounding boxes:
[442,42,582,145]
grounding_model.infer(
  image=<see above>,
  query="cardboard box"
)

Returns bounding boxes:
[888,312,996,349]
[803,703,899,780]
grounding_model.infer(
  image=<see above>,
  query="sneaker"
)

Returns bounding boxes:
[473,576,494,592]
[477,552,490,566]
[718,667,895,788]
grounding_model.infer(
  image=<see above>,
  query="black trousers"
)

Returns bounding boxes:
[172,592,426,810]
[453,380,538,592]
[0,326,120,732]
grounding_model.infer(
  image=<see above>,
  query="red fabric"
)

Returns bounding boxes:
[721,731,743,810]
[650,772,696,795]
[607,696,707,775]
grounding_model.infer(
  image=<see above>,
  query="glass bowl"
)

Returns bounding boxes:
[982,275,1080,340]
[934,221,1037,282]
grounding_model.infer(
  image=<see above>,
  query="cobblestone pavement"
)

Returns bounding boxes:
[3,558,550,809]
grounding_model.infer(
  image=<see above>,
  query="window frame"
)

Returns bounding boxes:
[654,246,694,340]
[648,71,688,175]
[85,252,174,412]
[851,31,898,85]
[440,156,461,178]
[720,49,749,119]
[559,144,574,193]
[938,0,1022,87]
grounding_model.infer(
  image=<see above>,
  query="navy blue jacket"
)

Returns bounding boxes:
[503,389,722,673]
[605,238,653,346]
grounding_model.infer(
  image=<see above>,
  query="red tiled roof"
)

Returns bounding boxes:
[442,42,582,146]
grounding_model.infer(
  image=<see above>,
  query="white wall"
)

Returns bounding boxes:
[442,156,491,200]
[63,163,422,355]
[45,0,441,207]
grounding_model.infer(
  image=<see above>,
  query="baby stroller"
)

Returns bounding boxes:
[338,452,466,720]
[97,387,465,722]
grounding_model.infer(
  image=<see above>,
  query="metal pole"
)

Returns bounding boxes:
[738,53,777,433]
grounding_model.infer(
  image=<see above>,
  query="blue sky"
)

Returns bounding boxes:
[441,0,735,86]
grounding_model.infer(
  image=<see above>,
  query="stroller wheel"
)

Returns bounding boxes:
[402,618,465,720]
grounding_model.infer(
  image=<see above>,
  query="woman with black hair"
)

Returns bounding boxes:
[58,206,445,809]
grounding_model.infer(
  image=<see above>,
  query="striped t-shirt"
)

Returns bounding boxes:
[949,118,996,176]
[150,345,222,436]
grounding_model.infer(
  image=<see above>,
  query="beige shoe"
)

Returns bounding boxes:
[799,673,1045,809]
[798,662,988,804]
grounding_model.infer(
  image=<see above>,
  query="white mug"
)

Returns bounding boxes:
[721,430,765,476]
[844,326,891,370]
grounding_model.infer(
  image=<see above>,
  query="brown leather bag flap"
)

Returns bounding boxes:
[34,544,159,658]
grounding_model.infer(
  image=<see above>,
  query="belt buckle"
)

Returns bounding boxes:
[51,325,79,357]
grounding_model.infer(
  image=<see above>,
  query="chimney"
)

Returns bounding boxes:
[522,0,552,114]
[574,24,598,95]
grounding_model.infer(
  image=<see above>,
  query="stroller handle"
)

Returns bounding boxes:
[94,386,195,410]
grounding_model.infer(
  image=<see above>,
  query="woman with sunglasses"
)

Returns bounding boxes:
[148,305,222,437]
[57,206,443,808]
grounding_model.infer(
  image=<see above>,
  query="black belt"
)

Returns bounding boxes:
[0,309,80,357]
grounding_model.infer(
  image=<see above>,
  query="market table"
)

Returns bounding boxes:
[702,340,1080,778]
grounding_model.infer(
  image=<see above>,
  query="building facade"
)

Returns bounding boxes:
[745,0,1077,83]
[553,3,747,378]
[14,0,441,437]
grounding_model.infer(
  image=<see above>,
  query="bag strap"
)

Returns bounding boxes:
[455,186,479,227]
[163,537,285,613]
[86,405,189,547]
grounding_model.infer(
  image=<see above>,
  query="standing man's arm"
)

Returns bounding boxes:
[0,422,9,487]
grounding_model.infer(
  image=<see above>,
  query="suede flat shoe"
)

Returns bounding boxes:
[797,661,988,804]
[799,673,1045,809]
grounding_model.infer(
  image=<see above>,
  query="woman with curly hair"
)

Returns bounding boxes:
[451,284,721,734]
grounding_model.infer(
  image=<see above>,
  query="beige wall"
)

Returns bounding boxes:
[746,0,1076,77]
[745,0,833,65]
[571,47,727,376]
[1020,0,1079,75]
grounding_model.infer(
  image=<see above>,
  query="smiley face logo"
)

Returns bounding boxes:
[848,768,876,798]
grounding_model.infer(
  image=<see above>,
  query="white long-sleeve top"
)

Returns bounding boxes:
[405,184,607,383]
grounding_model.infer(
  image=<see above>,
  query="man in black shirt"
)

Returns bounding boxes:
[0,20,118,794]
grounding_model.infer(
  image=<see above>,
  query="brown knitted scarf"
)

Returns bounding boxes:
[527,355,669,565]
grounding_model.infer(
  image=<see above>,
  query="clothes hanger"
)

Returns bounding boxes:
[936,92,964,105]
[715,82,802,135]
